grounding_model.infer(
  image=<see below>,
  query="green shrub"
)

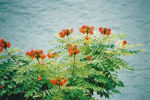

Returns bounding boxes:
[0,26,143,100]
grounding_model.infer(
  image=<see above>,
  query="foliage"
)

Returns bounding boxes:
[0,25,143,100]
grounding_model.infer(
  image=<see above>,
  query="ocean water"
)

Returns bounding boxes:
[0,0,150,100]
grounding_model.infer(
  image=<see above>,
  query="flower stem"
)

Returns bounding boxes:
[59,84,61,91]
[37,58,40,64]
[74,54,76,62]
[72,54,76,75]
[67,36,69,41]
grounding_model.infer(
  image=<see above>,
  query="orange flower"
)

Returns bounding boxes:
[37,76,43,81]
[66,43,72,47]
[50,79,57,86]
[66,44,69,46]
[63,78,68,84]
[99,27,104,34]
[41,54,46,60]
[90,26,94,35]
[26,51,30,56]
[30,49,34,58]
[75,49,80,55]
[7,42,11,48]
[59,31,66,38]
[26,49,46,60]
[79,25,94,35]
[0,48,3,53]
[68,47,74,56]
[99,27,111,36]
[47,52,52,59]
[0,39,4,42]
[106,28,111,36]
[123,40,127,45]
[70,28,73,34]
[50,77,68,87]
[79,25,87,34]
[68,45,80,56]
[0,39,11,53]
[47,52,59,59]
[58,77,62,80]
[0,44,4,49]
[84,35,90,40]
[0,86,3,88]
[39,50,43,54]
[87,56,91,60]
[59,28,73,38]
[52,52,59,58]
[59,81,64,86]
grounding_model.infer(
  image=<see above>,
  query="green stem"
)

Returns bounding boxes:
[59,84,61,91]
[67,36,70,42]
[74,54,76,62]
[37,58,40,64]
[72,54,76,75]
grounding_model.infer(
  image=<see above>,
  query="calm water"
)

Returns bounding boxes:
[0,0,150,100]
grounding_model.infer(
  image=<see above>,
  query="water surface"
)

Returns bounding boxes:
[0,0,150,100]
